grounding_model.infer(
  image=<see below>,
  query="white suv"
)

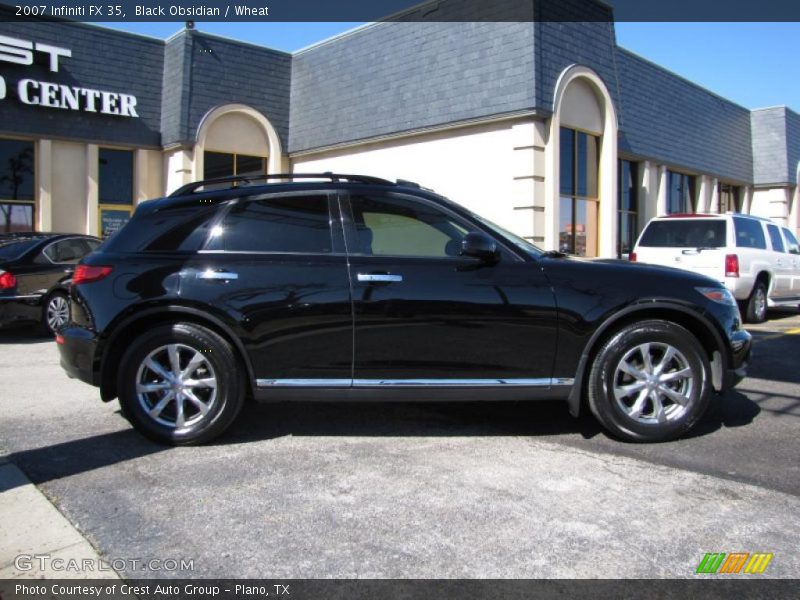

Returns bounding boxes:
[632,213,800,323]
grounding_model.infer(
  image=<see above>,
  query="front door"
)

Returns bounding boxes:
[342,191,558,384]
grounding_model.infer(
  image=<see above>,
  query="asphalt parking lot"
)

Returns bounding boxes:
[1,311,799,578]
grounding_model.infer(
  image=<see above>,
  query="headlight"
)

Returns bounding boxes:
[696,286,737,307]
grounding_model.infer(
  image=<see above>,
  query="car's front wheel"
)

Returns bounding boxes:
[118,323,245,445]
[587,320,711,442]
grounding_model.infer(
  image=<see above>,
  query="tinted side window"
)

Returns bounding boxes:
[733,217,767,249]
[207,195,332,254]
[782,228,800,255]
[103,203,220,253]
[638,220,726,248]
[767,224,785,252]
[349,195,467,258]
[44,238,88,263]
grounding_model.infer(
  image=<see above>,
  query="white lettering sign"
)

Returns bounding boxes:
[0,35,138,118]
[0,34,71,72]
[16,79,139,117]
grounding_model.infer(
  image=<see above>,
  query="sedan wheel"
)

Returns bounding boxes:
[588,320,711,442]
[44,292,69,334]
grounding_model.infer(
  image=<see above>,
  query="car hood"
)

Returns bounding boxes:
[539,255,724,306]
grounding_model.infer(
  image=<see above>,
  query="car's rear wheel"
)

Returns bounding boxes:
[745,281,768,324]
[42,291,70,335]
[118,323,245,445]
[587,320,711,442]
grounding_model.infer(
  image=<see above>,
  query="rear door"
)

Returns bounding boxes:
[781,228,800,293]
[634,218,728,281]
[178,191,353,384]
[766,223,791,298]
[342,190,558,384]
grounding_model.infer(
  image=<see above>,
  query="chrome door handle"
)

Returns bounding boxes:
[197,269,238,280]
[357,273,403,283]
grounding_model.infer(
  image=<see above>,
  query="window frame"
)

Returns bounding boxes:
[39,236,95,265]
[617,159,639,258]
[340,190,523,262]
[559,127,600,257]
[766,223,786,253]
[781,228,800,255]
[0,138,37,233]
[199,190,345,256]
[733,216,768,250]
[203,150,268,181]
[666,170,697,215]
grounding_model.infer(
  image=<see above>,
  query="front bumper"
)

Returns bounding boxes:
[58,325,100,387]
[723,328,752,390]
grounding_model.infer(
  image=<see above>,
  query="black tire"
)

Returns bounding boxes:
[587,320,712,443]
[41,291,70,335]
[117,322,245,445]
[745,281,768,324]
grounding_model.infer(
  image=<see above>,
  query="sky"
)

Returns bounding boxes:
[98,21,800,112]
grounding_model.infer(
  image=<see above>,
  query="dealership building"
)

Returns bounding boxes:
[1,1,798,257]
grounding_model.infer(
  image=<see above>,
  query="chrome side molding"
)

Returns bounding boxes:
[257,378,575,388]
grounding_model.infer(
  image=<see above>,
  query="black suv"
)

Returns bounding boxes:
[58,174,751,445]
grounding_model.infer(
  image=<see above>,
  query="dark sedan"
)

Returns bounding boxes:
[0,232,101,334]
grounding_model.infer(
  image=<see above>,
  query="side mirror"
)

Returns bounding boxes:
[460,232,499,262]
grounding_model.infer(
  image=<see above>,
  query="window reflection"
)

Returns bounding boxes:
[560,128,599,257]
[0,139,35,233]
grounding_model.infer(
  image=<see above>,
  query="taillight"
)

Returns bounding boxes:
[629,252,637,262]
[73,265,113,285]
[0,270,16,289]
[725,254,739,278]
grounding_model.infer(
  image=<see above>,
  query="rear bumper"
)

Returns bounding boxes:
[0,295,43,327]
[58,325,100,387]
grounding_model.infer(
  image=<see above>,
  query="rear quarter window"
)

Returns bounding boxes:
[103,203,221,253]
[733,217,767,249]
[766,224,785,252]
[638,220,726,248]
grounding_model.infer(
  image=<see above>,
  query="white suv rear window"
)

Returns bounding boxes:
[639,220,726,248]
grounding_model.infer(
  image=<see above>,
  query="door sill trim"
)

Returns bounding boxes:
[256,378,574,388]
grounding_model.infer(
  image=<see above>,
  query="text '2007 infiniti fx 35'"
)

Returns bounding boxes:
[57,174,751,445]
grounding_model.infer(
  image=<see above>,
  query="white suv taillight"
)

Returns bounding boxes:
[725,254,740,278]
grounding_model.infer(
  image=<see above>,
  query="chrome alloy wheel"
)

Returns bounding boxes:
[612,342,695,425]
[46,295,69,331]
[135,344,217,429]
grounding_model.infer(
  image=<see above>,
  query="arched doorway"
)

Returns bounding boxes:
[194,104,284,182]
[545,66,618,257]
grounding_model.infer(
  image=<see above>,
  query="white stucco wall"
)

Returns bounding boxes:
[292,120,532,235]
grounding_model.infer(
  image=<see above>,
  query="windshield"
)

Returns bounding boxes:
[466,211,544,258]
[639,220,727,248]
[0,237,42,261]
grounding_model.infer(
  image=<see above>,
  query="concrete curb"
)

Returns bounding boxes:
[0,460,120,581]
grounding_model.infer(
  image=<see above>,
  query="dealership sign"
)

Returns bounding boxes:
[0,34,139,117]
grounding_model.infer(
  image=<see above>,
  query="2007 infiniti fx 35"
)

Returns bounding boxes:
[58,174,751,445]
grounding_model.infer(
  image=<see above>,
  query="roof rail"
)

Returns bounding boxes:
[169,172,395,197]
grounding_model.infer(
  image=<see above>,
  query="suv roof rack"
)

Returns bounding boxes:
[169,172,395,197]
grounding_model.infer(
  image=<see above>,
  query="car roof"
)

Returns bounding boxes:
[656,212,772,223]
[143,179,445,213]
